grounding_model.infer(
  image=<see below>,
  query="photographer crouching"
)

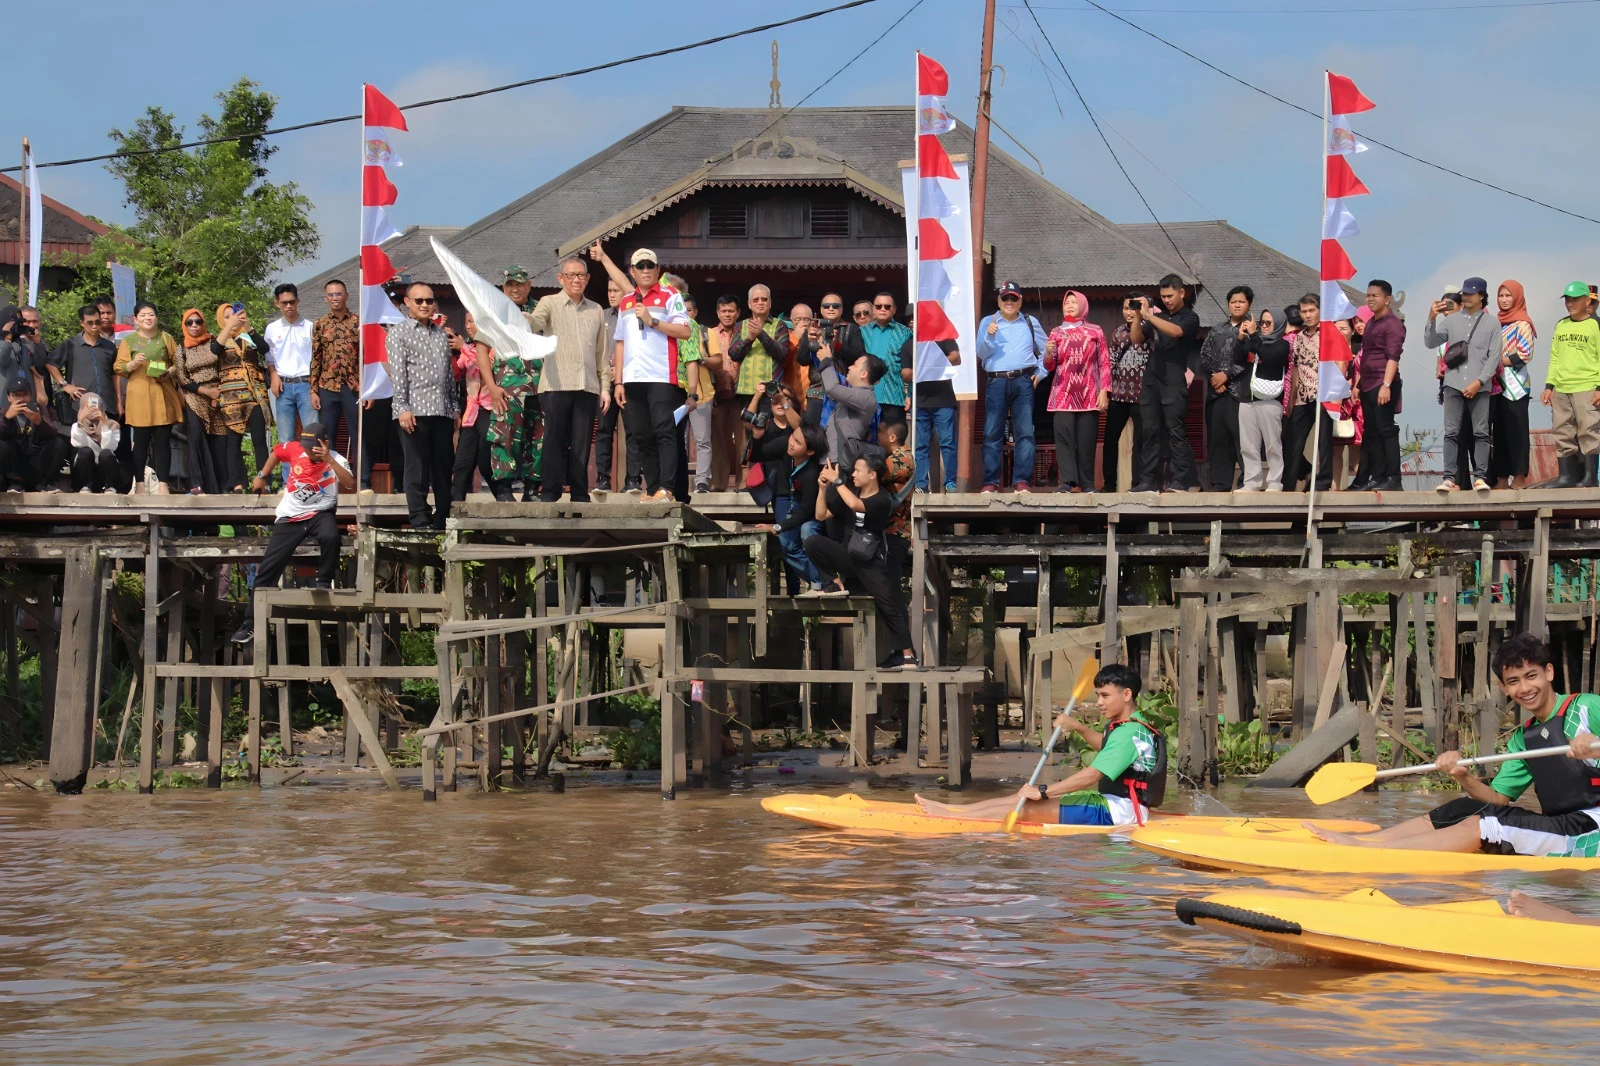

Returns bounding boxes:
[231,421,354,645]
[0,378,67,492]
[745,381,829,594]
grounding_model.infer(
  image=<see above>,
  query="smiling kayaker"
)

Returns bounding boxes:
[1308,633,1600,856]
[914,663,1166,826]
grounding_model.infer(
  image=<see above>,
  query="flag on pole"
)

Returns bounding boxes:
[359,84,407,401]
[908,53,975,396]
[24,146,42,305]
[1327,73,1377,115]
[1318,70,1374,417]
[1321,197,1360,240]
[1327,116,1369,156]
[1325,156,1370,198]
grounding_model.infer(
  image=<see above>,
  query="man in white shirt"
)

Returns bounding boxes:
[264,283,317,445]
[612,248,692,501]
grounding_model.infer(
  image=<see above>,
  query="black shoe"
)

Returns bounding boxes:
[1129,482,1159,493]
[878,651,920,672]
[522,490,539,503]
[312,579,332,590]
[1583,455,1599,489]
[1550,454,1585,488]
[1347,476,1372,492]
[408,516,433,530]
[231,623,254,645]
[1374,476,1405,491]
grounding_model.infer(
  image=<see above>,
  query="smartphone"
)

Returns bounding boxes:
[230,302,245,315]
[432,313,447,328]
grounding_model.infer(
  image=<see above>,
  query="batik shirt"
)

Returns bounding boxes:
[311,310,360,393]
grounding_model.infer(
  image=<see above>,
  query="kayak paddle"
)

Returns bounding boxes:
[1305,744,1575,805]
[1001,657,1100,833]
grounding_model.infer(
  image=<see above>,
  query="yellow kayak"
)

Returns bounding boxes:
[1177,887,1600,976]
[1131,820,1600,875]
[760,793,1377,838]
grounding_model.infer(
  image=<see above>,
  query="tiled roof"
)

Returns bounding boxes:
[0,173,113,266]
[296,226,459,319]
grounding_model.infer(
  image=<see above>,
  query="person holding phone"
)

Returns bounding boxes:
[211,303,274,492]
[1102,295,1151,492]
[1133,275,1202,492]
[68,392,123,493]
[115,302,183,494]
[231,421,354,644]
[1424,277,1499,492]
[0,378,66,492]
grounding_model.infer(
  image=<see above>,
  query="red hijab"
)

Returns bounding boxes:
[1061,290,1089,324]
[1497,279,1536,337]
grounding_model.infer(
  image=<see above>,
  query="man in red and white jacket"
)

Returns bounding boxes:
[611,247,692,501]
[232,421,354,644]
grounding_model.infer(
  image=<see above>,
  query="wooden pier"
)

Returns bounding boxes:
[0,487,1594,799]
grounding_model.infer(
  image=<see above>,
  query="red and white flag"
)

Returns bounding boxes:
[1317,70,1375,413]
[359,84,407,401]
[909,52,974,397]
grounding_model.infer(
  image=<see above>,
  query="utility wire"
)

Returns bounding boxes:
[1016,0,1599,12]
[1076,0,1600,226]
[1021,0,1225,312]
[0,0,878,175]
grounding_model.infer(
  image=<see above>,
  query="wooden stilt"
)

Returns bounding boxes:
[137,525,160,793]
[48,549,105,793]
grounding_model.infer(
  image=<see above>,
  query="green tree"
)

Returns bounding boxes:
[38,79,318,343]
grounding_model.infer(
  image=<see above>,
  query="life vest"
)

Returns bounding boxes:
[1097,716,1167,822]
[1520,695,1600,816]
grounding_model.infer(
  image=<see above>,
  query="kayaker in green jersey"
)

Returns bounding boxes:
[914,663,1166,826]
[1308,633,1600,857]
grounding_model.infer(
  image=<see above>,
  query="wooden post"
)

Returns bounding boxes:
[947,681,971,789]
[1389,592,1411,769]
[1529,509,1551,642]
[49,550,105,793]
[1436,572,1461,753]
[1413,591,1438,749]
[275,619,293,758]
[137,525,160,793]
[1035,550,1053,731]
[1177,592,1207,784]
[1219,612,1242,725]
[483,563,502,791]
[1101,517,1121,663]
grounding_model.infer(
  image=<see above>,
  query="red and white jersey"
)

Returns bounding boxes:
[273,441,346,522]
[616,283,689,385]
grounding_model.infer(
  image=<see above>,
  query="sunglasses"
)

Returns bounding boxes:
[185,318,204,326]
[278,298,298,306]
[411,297,437,305]
[853,310,871,318]
[820,302,842,310]
[873,303,893,310]
[1000,294,1021,302]
[632,261,658,271]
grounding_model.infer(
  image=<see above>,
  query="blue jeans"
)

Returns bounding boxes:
[916,406,958,491]
[982,375,1036,487]
[274,380,316,444]
[773,495,823,591]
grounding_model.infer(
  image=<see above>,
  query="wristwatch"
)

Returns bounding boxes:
[1037,783,1049,801]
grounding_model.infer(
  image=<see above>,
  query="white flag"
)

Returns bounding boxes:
[1322,197,1360,240]
[361,127,403,168]
[360,205,402,248]
[25,148,42,304]
[429,237,556,364]
[1320,279,1360,322]
[1327,115,1369,156]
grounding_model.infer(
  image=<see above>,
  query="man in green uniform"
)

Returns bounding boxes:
[1309,633,1600,856]
[914,663,1166,826]
[500,265,542,496]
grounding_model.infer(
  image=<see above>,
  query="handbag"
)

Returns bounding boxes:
[1249,358,1283,401]
[1442,313,1483,371]
[846,523,886,567]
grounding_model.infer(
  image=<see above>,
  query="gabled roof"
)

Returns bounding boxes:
[438,106,1188,289]
[1120,220,1353,323]
[0,173,113,266]
[297,226,460,319]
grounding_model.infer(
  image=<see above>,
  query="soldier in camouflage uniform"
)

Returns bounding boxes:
[502,266,543,496]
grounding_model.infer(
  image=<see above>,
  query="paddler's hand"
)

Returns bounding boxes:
[1435,750,1469,779]
[1571,732,1600,760]
[1018,784,1046,803]
[1053,712,1083,736]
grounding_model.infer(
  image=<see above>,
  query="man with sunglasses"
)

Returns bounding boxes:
[388,283,457,528]
[842,293,913,429]
[795,293,856,422]
[265,283,316,449]
[976,281,1048,492]
[611,249,692,501]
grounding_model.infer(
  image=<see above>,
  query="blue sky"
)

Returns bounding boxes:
[12,0,1599,429]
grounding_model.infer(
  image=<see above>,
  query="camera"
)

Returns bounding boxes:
[740,408,769,430]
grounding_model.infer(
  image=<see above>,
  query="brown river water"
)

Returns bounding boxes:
[2,782,1598,1065]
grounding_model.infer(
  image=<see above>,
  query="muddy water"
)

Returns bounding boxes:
[2,783,1598,1065]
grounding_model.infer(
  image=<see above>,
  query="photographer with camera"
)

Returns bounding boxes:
[1133,275,1202,493]
[0,306,49,412]
[0,378,66,492]
[814,333,887,470]
[746,383,828,593]
[795,296,854,424]
[68,392,124,493]
[1424,276,1499,492]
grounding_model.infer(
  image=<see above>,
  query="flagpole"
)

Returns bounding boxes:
[909,51,921,492]
[354,85,367,531]
[1304,71,1330,562]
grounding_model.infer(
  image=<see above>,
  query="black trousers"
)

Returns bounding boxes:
[1053,410,1099,490]
[1358,382,1402,482]
[1102,398,1141,491]
[184,408,229,494]
[1205,394,1240,491]
[594,392,638,492]
[1138,372,1196,489]
[0,436,67,490]
[251,512,341,601]
[540,389,599,502]
[71,446,124,492]
[1282,402,1334,491]
[1490,393,1530,481]
[317,386,358,450]
[398,414,454,527]
[227,407,270,490]
[804,533,914,656]
[449,418,493,501]
[357,397,404,491]
[132,423,174,488]
[622,382,685,496]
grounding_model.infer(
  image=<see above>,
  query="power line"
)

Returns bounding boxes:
[1013,0,1599,11]
[1,0,878,175]
[1020,0,1225,312]
[1075,0,1600,226]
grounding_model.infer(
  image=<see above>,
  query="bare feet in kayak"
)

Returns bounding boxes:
[1302,822,1368,845]
[1508,889,1600,925]
[913,794,959,816]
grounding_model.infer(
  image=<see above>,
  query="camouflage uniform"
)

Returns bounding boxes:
[486,351,540,485]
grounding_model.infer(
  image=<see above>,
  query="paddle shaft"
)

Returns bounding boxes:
[1373,744,1574,782]
[1009,687,1095,819]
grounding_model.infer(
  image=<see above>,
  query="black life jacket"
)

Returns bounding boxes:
[1520,695,1600,816]
[1097,716,1167,820]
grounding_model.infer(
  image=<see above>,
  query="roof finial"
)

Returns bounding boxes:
[769,39,781,111]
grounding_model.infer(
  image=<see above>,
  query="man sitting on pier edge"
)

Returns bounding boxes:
[232,421,355,644]
[1308,633,1600,857]
[914,663,1167,826]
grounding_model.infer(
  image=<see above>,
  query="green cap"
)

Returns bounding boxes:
[503,266,530,283]
[1562,281,1590,299]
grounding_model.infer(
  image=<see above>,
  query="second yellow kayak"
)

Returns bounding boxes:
[1131,820,1600,875]
[1177,887,1600,976]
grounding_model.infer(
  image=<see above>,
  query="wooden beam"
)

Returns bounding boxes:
[1251,703,1363,789]
[330,672,400,791]
[1529,509,1551,641]
[48,549,105,793]
[1312,639,1347,733]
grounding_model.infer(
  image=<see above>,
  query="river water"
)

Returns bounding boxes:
[2,783,1596,1065]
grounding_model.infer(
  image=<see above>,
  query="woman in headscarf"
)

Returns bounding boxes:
[68,391,123,493]
[1043,291,1109,492]
[1101,294,1149,492]
[1492,279,1536,487]
[1238,308,1288,491]
[449,311,497,502]
[211,303,273,491]
[170,306,230,493]
[114,302,183,494]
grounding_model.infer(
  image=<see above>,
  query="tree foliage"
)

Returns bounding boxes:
[38,79,318,343]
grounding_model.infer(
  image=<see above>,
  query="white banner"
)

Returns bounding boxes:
[108,261,136,326]
[901,160,977,399]
[25,148,42,304]
[429,237,556,365]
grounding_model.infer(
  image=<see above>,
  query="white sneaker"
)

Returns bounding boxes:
[1264,484,1284,493]
[78,487,92,495]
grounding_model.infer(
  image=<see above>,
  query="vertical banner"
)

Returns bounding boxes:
[1317,69,1376,412]
[108,261,136,326]
[25,145,42,305]
[358,84,409,402]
